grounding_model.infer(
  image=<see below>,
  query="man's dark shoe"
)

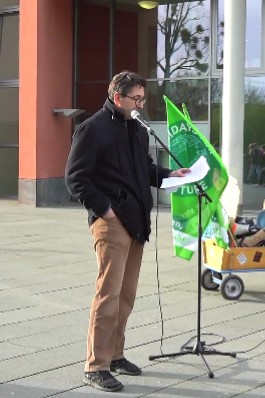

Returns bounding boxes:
[83,371,123,392]
[110,358,142,376]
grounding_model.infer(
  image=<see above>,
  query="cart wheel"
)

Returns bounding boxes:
[212,271,223,281]
[220,275,244,300]
[201,269,219,291]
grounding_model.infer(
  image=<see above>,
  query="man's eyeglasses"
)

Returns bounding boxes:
[123,95,147,106]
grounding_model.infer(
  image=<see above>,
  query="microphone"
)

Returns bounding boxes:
[131,110,151,131]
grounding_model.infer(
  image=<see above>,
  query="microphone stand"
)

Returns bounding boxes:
[144,123,236,379]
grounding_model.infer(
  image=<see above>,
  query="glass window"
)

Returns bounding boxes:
[146,78,208,121]
[216,0,224,69]
[216,0,262,70]
[0,87,18,197]
[244,76,265,183]
[75,0,211,111]
[76,0,138,83]
[0,145,18,196]
[156,1,210,78]
[244,76,265,150]
[210,78,222,151]
[0,14,19,79]
[75,0,142,110]
[77,1,110,82]
[245,0,262,68]
[210,76,265,181]
[76,81,109,116]
[0,0,19,8]
[0,87,18,145]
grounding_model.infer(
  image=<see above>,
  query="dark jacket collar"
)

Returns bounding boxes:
[103,97,139,131]
[103,97,125,122]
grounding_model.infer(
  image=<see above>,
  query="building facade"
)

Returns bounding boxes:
[0,0,264,207]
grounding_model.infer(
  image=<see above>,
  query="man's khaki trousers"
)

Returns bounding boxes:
[84,216,144,372]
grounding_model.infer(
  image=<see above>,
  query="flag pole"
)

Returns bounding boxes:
[145,124,236,378]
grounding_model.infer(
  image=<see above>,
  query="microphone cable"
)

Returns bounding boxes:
[153,138,166,356]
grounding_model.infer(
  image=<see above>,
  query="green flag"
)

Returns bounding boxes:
[164,96,229,260]
[203,202,230,248]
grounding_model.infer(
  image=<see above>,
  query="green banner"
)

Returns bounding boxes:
[203,201,230,248]
[164,96,229,260]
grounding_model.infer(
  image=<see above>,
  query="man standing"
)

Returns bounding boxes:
[246,142,263,185]
[65,70,190,392]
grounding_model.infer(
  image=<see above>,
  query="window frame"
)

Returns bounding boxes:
[0,6,19,83]
[211,0,265,77]
[0,6,19,15]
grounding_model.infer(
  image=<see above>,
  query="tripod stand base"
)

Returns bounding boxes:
[149,341,236,379]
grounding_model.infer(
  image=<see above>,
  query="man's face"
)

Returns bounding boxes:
[113,85,146,120]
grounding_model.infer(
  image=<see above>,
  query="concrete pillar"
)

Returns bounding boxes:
[221,0,246,213]
[19,0,73,206]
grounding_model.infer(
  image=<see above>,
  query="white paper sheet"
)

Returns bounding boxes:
[160,155,210,194]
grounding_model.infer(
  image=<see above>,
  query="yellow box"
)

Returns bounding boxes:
[203,239,265,271]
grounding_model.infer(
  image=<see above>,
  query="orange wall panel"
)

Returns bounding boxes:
[19,0,38,179]
[36,0,73,179]
[19,0,73,180]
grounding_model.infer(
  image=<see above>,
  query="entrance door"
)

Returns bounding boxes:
[0,6,19,198]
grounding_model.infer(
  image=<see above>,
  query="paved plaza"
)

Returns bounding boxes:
[1,189,265,397]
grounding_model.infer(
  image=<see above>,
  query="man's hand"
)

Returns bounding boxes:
[169,168,191,177]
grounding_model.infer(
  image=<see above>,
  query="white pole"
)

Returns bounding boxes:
[222,0,246,213]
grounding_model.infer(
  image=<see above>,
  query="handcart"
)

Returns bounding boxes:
[202,239,265,300]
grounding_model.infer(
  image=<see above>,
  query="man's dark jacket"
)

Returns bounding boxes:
[65,98,171,243]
